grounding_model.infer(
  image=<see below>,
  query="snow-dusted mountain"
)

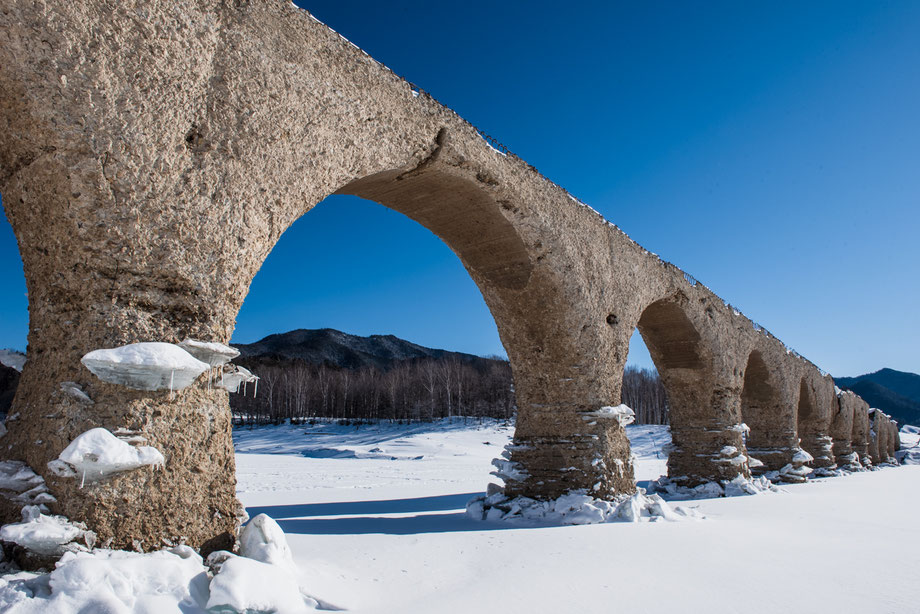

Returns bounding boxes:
[837,368,920,426]
[234,328,498,371]
[0,349,25,372]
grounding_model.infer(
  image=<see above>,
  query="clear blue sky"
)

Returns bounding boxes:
[1,1,918,377]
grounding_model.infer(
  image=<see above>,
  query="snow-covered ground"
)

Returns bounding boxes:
[234,420,920,613]
[3,419,919,612]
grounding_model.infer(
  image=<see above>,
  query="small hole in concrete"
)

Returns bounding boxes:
[606,313,618,326]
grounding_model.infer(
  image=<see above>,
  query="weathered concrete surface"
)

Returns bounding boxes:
[0,0,885,549]
[797,373,836,469]
[851,400,872,467]
[870,410,897,464]
[740,345,799,472]
[832,391,858,465]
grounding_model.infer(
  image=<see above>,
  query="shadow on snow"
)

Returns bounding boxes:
[246,492,537,535]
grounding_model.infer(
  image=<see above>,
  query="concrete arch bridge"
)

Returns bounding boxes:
[0,0,900,551]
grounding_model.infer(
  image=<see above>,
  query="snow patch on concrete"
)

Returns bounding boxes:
[47,428,164,483]
[219,364,259,394]
[0,506,93,557]
[177,338,240,367]
[0,461,55,509]
[583,404,636,427]
[81,342,210,391]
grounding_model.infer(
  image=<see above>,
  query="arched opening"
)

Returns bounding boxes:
[621,329,668,426]
[620,328,670,483]
[229,192,517,425]
[224,164,542,534]
[338,168,533,291]
[0,194,28,415]
[636,299,705,373]
[739,350,783,472]
[628,297,731,484]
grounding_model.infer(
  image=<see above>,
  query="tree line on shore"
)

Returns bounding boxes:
[230,356,669,426]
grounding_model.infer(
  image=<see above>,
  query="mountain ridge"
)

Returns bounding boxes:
[836,368,920,427]
[233,328,501,371]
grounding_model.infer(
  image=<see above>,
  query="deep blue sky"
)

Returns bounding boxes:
[1,1,918,376]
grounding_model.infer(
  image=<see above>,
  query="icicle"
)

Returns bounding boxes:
[80,470,86,489]
[253,378,258,399]
[169,370,175,401]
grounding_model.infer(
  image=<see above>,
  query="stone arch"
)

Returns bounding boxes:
[237,158,640,504]
[1,0,879,552]
[632,295,750,485]
[739,348,797,472]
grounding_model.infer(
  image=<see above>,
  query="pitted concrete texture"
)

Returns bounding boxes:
[832,391,858,462]
[0,0,887,549]
[869,411,897,464]
[796,373,836,469]
[740,345,799,472]
[851,400,872,467]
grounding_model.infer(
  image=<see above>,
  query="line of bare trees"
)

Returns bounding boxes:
[230,357,669,426]
[622,365,670,425]
[230,356,515,425]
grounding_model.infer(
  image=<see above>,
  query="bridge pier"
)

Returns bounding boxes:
[503,407,635,501]
[832,392,858,466]
[0,150,244,551]
[633,297,751,485]
[870,411,896,465]
[890,421,901,459]
[740,347,799,472]
[852,403,872,467]
[797,373,837,470]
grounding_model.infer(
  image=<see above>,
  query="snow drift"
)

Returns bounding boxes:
[0,515,322,613]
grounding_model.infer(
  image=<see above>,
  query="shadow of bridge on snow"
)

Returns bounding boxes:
[246,492,543,535]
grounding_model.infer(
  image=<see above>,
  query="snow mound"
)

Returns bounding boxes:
[466,489,702,525]
[238,513,297,572]
[0,516,324,613]
[0,349,26,372]
[206,554,318,613]
[47,428,164,483]
[648,475,780,500]
[0,546,209,612]
[81,342,210,391]
[178,338,240,367]
[0,505,93,557]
